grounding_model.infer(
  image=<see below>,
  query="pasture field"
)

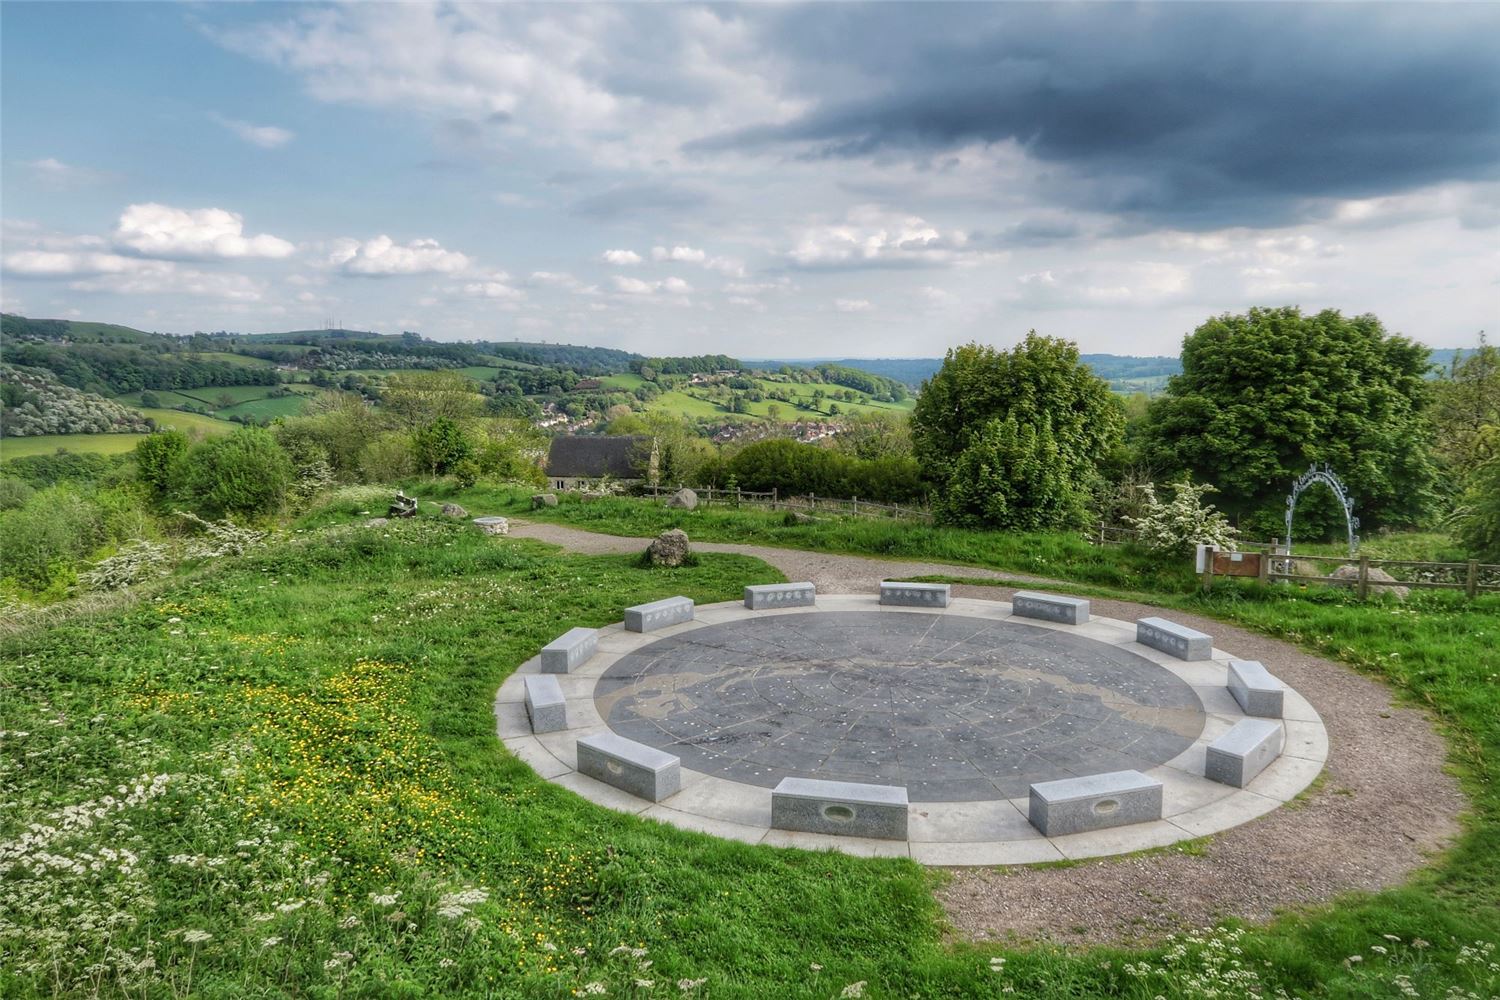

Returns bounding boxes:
[133,407,239,436]
[1,499,1496,998]
[0,432,148,460]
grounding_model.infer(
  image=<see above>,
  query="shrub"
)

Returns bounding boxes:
[173,426,294,519]
[411,417,473,475]
[81,539,171,591]
[0,476,35,511]
[360,432,417,482]
[134,430,189,496]
[0,485,106,594]
[932,416,1089,531]
[1453,453,1500,561]
[1125,479,1238,555]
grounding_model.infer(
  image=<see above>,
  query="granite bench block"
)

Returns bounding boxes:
[1028,770,1163,837]
[541,627,599,674]
[744,582,816,610]
[1136,617,1213,660]
[1227,659,1285,718]
[1205,718,1283,788]
[1012,591,1091,625]
[523,674,568,734]
[771,777,909,840]
[879,581,950,608]
[624,596,695,633]
[576,733,681,802]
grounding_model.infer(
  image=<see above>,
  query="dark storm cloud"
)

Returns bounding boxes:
[692,4,1500,227]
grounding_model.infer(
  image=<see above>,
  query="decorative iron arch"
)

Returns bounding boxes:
[1285,463,1360,557]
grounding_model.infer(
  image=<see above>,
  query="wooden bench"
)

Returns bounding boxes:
[770,777,909,840]
[540,627,598,674]
[1028,770,1163,837]
[1012,591,1091,625]
[523,674,568,734]
[879,581,950,608]
[1205,718,1283,788]
[576,733,681,802]
[1227,659,1284,717]
[1136,617,1213,660]
[624,596,694,633]
[744,582,816,610]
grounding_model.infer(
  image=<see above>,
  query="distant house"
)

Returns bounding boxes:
[545,435,653,490]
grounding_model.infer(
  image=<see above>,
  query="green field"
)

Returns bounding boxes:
[0,432,149,460]
[190,351,277,368]
[133,407,238,436]
[113,385,321,423]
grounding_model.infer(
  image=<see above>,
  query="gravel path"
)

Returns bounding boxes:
[509,520,1467,946]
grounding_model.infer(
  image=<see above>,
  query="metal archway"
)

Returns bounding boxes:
[1285,463,1360,557]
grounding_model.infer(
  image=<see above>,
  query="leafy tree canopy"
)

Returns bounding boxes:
[910,334,1123,529]
[1140,307,1437,535]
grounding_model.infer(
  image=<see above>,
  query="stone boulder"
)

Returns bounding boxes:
[646,528,692,568]
[1329,563,1410,601]
[784,511,818,526]
[666,488,698,510]
[441,503,469,518]
[473,516,510,536]
[531,493,559,509]
[364,517,389,528]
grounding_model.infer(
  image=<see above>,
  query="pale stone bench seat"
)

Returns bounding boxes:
[744,582,816,610]
[523,674,568,734]
[1136,617,1213,660]
[771,777,909,840]
[1028,770,1163,837]
[541,627,598,674]
[880,581,950,608]
[1012,591,1091,625]
[576,733,681,802]
[1205,718,1283,788]
[1227,659,1284,717]
[624,596,695,633]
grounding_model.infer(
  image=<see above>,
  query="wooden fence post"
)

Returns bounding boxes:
[852,496,859,516]
[1357,556,1370,600]
[1259,547,1271,585]
[1200,548,1215,592]
[1467,560,1479,599]
[771,488,778,512]
[810,493,816,511]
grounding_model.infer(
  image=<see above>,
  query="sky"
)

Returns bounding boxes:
[2,2,1498,358]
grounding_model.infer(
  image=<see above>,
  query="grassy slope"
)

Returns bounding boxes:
[0,432,149,459]
[2,498,1497,998]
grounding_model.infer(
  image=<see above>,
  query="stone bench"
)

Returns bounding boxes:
[770,777,909,840]
[1012,591,1091,625]
[1136,617,1213,660]
[523,674,568,734]
[1028,770,1163,837]
[576,733,681,801]
[1227,659,1284,717]
[624,596,694,633]
[744,582,816,610]
[879,581,950,608]
[541,627,598,674]
[1205,718,1283,788]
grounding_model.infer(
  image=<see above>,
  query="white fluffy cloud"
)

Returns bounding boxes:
[25,158,110,190]
[834,298,872,312]
[329,235,470,275]
[790,208,970,268]
[602,249,643,265]
[651,245,705,263]
[113,203,295,260]
[612,275,691,295]
[3,250,158,277]
[463,279,525,300]
[211,113,295,149]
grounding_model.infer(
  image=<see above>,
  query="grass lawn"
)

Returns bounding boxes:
[0,432,149,460]
[2,496,1497,998]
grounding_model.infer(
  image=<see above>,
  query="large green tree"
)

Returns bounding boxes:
[910,334,1122,530]
[1431,334,1500,482]
[1140,307,1437,536]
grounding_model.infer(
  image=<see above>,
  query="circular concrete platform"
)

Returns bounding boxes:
[598,611,1204,802]
[495,594,1328,864]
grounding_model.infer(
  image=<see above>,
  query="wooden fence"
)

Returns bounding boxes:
[649,484,934,523]
[1202,548,1500,599]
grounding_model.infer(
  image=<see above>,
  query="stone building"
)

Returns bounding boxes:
[544,435,655,490]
